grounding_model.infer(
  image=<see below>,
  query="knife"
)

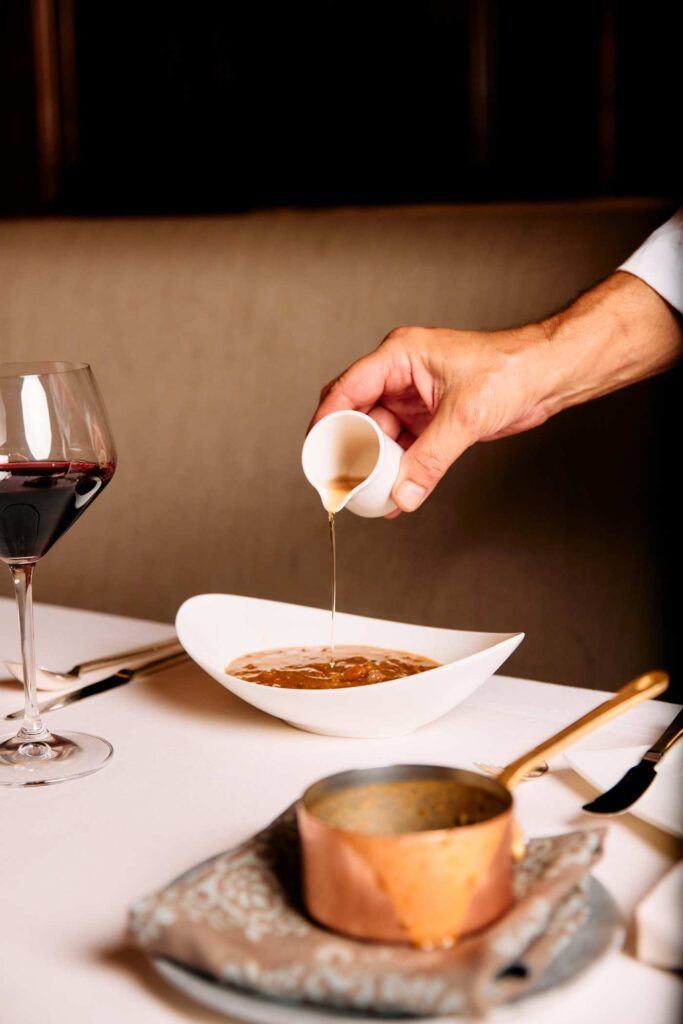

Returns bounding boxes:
[3,650,188,721]
[5,636,183,690]
[582,708,683,816]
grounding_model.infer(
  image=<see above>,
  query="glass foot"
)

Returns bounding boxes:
[0,730,113,787]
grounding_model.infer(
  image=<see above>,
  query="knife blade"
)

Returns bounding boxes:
[3,650,188,721]
[582,707,683,815]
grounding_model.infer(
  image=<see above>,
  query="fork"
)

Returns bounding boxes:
[4,637,183,691]
[474,761,549,782]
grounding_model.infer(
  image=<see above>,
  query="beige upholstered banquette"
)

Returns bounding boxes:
[0,199,674,689]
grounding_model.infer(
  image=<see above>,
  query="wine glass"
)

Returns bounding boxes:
[0,362,116,786]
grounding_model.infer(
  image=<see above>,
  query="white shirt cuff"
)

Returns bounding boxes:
[618,207,683,314]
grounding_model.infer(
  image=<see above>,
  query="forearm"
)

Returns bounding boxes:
[534,271,683,418]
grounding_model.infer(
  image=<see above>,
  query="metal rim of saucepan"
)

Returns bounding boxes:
[301,763,514,836]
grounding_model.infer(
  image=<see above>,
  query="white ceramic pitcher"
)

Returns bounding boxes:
[302,410,403,517]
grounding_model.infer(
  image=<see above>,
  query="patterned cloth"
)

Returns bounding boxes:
[129,811,605,1017]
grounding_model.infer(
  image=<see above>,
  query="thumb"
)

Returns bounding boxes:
[391,400,470,512]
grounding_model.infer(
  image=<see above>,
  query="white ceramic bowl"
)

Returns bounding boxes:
[175,594,524,739]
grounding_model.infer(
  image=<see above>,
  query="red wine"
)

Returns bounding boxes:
[0,461,114,562]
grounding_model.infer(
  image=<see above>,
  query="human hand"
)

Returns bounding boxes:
[311,322,555,513]
[310,273,682,513]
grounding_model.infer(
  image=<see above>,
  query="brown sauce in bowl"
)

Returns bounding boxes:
[226,645,439,690]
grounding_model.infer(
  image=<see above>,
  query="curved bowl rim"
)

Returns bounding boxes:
[175,593,524,702]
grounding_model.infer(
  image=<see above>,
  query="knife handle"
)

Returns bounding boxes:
[75,637,182,675]
[645,708,683,761]
[4,650,188,720]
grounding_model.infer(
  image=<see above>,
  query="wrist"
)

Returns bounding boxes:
[536,272,682,416]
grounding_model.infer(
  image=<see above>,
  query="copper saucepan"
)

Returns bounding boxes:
[297,670,668,949]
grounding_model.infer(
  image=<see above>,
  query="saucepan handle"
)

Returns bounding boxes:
[498,670,669,790]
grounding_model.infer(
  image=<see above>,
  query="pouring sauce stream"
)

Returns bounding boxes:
[323,475,365,665]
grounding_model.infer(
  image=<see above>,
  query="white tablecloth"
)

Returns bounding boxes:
[1,597,681,1023]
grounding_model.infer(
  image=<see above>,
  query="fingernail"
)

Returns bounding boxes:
[395,480,426,511]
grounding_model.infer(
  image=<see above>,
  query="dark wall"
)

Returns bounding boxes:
[0,1,41,211]
[1,0,680,216]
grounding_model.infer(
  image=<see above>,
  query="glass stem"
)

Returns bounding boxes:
[10,564,48,741]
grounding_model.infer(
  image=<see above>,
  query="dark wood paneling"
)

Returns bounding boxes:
[69,2,471,212]
[1,1,680,214]
[615,4,681,196]
[0,1,40,213]
[495,3,604,198]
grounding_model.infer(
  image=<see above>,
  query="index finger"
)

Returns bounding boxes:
[308,351,388,430]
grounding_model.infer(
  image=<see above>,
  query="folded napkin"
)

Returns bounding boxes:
[129,811,605,1017]
[636,860,683,970]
